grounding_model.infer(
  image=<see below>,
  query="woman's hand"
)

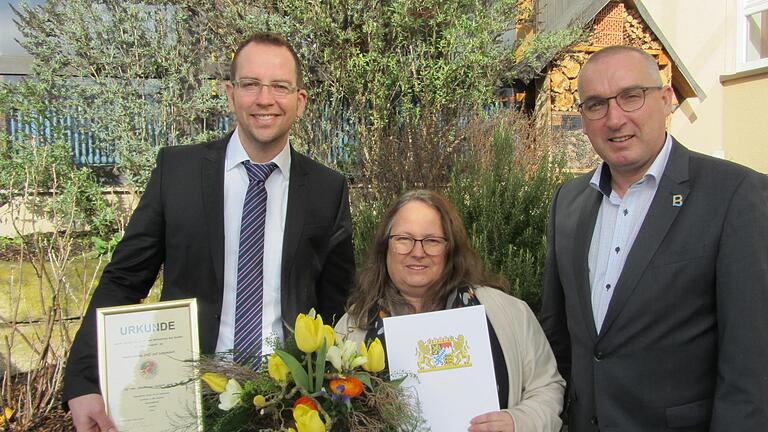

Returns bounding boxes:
[468,410,515,432]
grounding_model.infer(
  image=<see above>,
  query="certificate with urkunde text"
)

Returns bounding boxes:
[97,298,202,432]
[383,305,499,431]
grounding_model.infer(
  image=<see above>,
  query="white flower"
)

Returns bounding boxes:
[340,339,358,362]
[342,340,368,368]
[350,355,368,369]
[326,339,368,372]
[218,379,243,411]
[326,345,343,371]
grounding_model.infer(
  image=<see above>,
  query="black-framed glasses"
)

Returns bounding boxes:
[388,235,448,256]
[231,78,299,97]
[578,86,663,120]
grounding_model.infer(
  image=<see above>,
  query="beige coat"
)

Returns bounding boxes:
[335,286,565,432]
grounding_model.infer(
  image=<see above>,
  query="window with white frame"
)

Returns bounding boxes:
[738,0,768,71]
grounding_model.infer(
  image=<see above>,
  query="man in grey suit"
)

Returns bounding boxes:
[63,32,355,431]
[541,45,768,431]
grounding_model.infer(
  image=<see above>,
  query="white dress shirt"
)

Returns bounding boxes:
[216,129,290,355]
[588,134,673,332]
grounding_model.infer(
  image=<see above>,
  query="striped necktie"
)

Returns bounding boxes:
[234,160,278,366]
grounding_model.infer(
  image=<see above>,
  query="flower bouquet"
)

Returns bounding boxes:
[199,310,422,431]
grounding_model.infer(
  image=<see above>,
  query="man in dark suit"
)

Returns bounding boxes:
[541,45,768,431]
[63,32,355,431]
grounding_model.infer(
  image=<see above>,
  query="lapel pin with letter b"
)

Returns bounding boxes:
[672,194,684,207]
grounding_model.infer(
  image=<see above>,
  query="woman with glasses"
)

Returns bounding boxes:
[335,190,565,432]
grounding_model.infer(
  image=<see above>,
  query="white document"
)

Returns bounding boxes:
[383,305,499,431]
[97,299,202,432]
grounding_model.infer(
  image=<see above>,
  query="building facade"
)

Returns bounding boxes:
[534,0,768,174]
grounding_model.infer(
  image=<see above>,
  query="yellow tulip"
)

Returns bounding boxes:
[253,395,267,408]
[295,312,325,353]
[361,338,385,373]
[0,407,13,426]
[293,403,325,432]
[268,353,290,383]
[201,372,228,393]
[322,324,336,348]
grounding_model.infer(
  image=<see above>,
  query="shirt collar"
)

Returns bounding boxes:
[225,127,292,180]
[589,133,673,197]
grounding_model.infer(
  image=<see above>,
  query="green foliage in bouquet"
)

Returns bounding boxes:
[199,310,422,432]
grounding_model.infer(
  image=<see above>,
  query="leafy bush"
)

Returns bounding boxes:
[10,0,581,187]
[447,111,570,311]
[350,109,569,311]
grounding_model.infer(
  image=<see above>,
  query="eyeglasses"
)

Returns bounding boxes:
[231,78,299,97]
[578,86,663,120]
[388,235,448,256]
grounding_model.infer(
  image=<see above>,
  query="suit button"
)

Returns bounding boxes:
[214,314,221,320]
[594,351,604,361]
[590,416,599,425]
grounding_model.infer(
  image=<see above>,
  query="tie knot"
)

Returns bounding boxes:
[243,161,278,183]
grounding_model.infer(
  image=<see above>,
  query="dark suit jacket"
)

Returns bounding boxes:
[540,139,768,431]
[62,134,355,404]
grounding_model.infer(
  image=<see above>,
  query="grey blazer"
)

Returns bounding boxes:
[62,133,355,405]
[541,139,768,431]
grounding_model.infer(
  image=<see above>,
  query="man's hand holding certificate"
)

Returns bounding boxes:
[97,299,202,432]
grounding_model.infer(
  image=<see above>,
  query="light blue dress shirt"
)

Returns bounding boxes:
[587,134,673,332]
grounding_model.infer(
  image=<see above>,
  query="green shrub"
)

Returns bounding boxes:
[447,111,569,311]
[349,110,570,311]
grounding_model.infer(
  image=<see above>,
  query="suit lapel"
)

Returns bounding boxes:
[598,140,691,337]
[281,148,307,288]
[574,185,603,340]
[201,135,229,294]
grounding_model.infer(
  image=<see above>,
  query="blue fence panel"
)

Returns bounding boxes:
[5,106,235,166]
[5,106,116,165]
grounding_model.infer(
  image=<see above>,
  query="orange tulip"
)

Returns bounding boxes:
[329,376,364,398]
[293,395,318,411]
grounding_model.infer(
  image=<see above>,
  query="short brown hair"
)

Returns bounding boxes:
[346,190,506,329]
[229,32,304,88]
[577,45,662,92]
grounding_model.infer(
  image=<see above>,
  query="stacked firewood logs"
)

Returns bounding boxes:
[550,53,587,112]
[624,9,662,50]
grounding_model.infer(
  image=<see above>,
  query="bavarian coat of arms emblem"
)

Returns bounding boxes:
[416,334,472,373]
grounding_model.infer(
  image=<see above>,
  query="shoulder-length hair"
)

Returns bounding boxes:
[346,189,505,329]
